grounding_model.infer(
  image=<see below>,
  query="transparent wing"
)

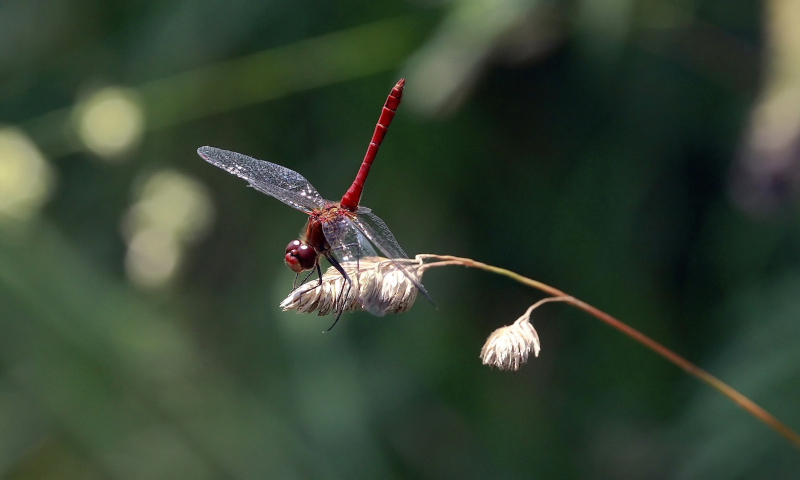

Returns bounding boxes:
[352,209,432,305]
[322,216,378,264]
[198,146,326,213]
[323,216,399,317]
[352,208,408,259]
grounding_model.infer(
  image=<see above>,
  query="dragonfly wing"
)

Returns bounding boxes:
[352,209,408,259]
[198,146,326,213]
[352,210,432,306]
[322,216,378,264]
[323,216,406,317]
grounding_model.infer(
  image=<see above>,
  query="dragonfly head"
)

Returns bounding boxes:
[285,239,317,273]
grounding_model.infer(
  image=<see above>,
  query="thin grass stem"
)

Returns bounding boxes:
[418,254,800,449]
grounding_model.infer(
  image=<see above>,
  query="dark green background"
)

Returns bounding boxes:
[1,0,798,478]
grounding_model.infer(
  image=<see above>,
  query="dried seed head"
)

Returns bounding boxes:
[280,263,360,316]
[280,257,422,316]
[480,314,541,371]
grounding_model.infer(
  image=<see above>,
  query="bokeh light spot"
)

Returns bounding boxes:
[0,127,54,220]
[129,170,214,240]
[122,169,214,289]
[76,87,145,159]
[125,228,182,289]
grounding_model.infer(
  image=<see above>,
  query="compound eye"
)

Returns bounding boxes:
[284,240,317,272]
[285,239,303,254]
[285,252,303,272]
[295,244,317,270]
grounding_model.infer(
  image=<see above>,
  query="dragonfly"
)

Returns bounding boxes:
[198,79,429,328]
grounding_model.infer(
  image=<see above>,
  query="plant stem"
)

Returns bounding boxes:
[419,254,800,449]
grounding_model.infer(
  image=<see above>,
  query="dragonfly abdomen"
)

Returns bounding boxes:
[340,79,405,211]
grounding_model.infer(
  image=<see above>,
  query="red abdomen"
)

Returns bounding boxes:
[340,79,405,211]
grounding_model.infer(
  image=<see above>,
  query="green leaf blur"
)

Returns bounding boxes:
[0,0,798,478]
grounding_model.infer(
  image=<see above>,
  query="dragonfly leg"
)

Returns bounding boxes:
[291,261,326,304]
[293,268,318,291]
[323,304,345,333]
[322,254,354,333]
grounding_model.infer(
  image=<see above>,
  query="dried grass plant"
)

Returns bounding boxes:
[281,253,800,449]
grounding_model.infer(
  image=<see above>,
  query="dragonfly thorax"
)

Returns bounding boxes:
[285,239,317,273]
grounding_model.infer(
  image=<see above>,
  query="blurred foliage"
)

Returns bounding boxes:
[1,0,799,478]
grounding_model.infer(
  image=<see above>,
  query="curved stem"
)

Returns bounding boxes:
[418,254,800,449]
[519,296,574,323]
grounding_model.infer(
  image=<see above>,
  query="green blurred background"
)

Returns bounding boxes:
[1,0,799,478]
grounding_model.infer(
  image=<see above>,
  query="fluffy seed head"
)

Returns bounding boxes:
[280,257,422,316]
[480,316,541,371]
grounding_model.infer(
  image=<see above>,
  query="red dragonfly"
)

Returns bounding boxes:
[198,79,429,327]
